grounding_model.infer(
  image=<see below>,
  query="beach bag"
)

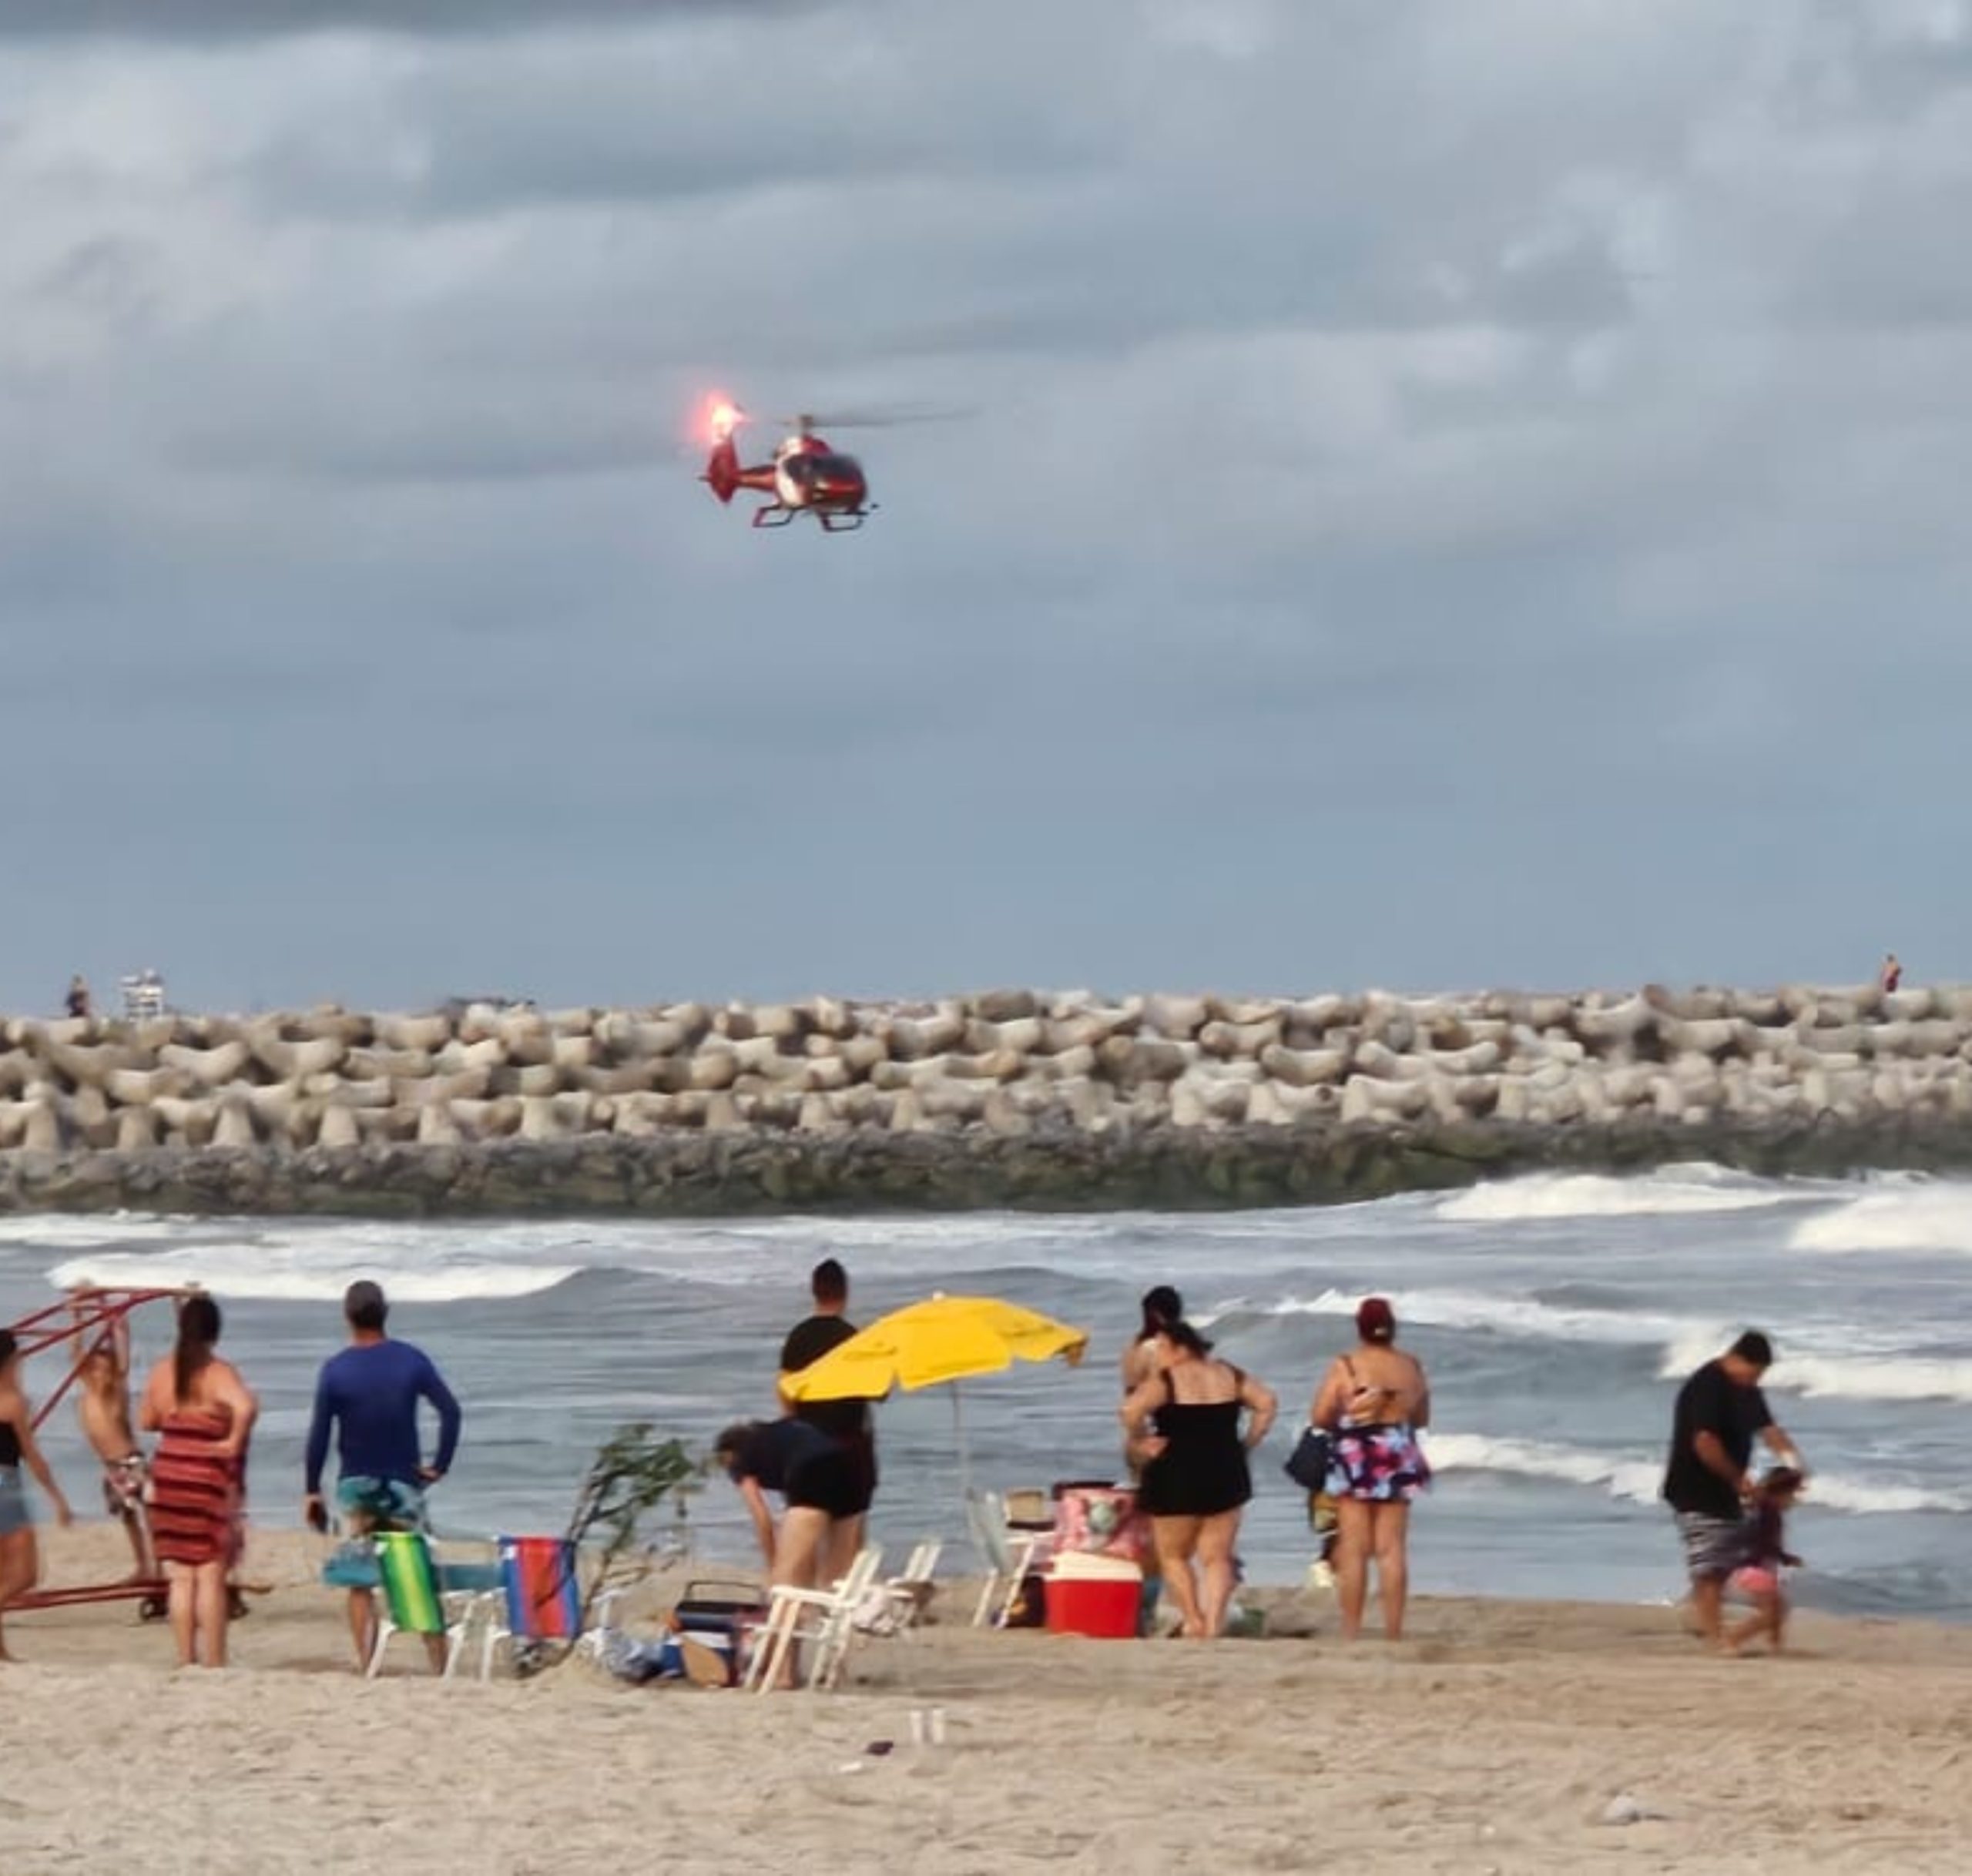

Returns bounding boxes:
[1283,1425,1333,1492]
[671,1578,768,1687]
[1003,1571,1048,1629]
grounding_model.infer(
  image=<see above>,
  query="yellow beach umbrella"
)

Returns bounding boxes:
[782,1292,1089,1503]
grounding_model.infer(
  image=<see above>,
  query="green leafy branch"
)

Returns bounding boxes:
[528,1422,703,1672]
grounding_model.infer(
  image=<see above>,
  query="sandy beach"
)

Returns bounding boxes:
[2,1526,1968,1874]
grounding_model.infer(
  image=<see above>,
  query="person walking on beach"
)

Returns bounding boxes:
[1661,1330,1805,1652]
[137,1295,257,1668]
[1309,1297,1432,1642]
[778,1258,877,1581]
[1120,1310,1276,1639]
[303,1280,463,1671]
[0,1329,75,1663]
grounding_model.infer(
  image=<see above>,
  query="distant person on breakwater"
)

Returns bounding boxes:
[777,1258,877,1581]
[1880,953,1903,993]
[1661,1330,1806,1653]
[64,975,90,1020]
[304,1280,463,1672]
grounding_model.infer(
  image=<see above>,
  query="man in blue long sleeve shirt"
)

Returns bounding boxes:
[304,1280,464,1668]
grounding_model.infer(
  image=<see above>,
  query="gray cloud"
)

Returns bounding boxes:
[5,0,1972,1014]
[0,1,812,39]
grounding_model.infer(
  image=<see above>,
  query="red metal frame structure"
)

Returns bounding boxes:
[7,1285,196,1616]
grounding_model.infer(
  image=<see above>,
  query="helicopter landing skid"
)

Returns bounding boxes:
[817,509,870,532]
[750,504,796,528]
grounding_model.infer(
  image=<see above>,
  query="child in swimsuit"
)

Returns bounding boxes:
[78,1339,156,1580]
[1724,1467,1804,1655]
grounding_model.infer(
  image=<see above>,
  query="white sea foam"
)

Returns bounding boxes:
[1789,1185,1972,1256]
[1214,1289,1968,1409]
[46,1246,577,1304]
[1427,1432,1968,1516]
[1426,1432,1666,1504]
[1645,1326,1972,1402]
[1209,1285,1720,1352]
[1435,1164,1813,1224]
[0,1212,190,1248]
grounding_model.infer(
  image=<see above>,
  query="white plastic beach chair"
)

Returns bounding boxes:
[968,1490,1045,1629]
[884,1539,944,1636]
[742,1546,884,1693]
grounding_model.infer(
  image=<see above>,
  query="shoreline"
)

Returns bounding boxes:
[4,1111,1970,1219]
[5,1528,1970,1872]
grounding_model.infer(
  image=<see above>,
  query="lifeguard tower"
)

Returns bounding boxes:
[119,968,166,1020]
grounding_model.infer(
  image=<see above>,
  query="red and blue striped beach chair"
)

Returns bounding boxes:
[476,1536,615,1680]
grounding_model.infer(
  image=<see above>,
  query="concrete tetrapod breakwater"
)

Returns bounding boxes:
[4,983,1972,1218]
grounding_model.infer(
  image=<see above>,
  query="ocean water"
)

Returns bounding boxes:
[2,1162,1967,1617]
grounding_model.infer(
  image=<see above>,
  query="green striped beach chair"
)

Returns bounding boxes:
[364,1529,503,1680]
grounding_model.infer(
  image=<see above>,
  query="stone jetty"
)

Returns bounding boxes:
[4,983,1971,1217]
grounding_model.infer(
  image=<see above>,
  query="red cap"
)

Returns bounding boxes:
[1356,1296,1396,1344]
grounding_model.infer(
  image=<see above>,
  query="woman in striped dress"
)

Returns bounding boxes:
[138,1295,258,1668]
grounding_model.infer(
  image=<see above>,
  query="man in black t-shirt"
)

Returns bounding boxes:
[1662,1329,1805,1649]
[778,1258,878,1577]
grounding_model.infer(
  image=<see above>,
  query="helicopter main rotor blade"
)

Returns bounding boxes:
[777,403,974,430]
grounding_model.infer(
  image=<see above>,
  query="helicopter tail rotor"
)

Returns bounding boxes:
[702,436,741,504]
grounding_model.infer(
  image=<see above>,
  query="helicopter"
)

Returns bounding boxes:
[696,394,961,533]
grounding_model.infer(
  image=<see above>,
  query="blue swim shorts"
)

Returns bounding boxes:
[335,1475,428,1534]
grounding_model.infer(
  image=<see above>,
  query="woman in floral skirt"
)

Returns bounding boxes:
[1309,1297,1431,1641]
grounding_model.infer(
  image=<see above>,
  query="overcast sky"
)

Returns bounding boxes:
[5,0,1969,1015]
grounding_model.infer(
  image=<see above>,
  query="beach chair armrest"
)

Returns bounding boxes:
[763,1586,844,1611]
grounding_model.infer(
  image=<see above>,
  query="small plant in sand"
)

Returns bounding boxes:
[525,1422,701,1673]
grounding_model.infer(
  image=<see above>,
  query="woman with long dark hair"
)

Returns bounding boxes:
[139,1294,257,1668]
[1119,1312,1276,1638]
[1121,1285,1182,1474]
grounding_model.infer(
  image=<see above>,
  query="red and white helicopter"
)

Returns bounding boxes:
[696,394,958,533]
[698,397,875,531]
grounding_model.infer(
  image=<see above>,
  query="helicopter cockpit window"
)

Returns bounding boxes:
[783,454,816,484]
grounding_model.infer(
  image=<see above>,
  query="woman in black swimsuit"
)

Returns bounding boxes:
[1119,1316,1276,1638]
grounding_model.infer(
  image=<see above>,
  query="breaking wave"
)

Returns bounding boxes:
[1434,1164,1816,1224]
[1789,1185,1972,1257]
[46,1246,577,1305]
[1427,1432,1967,1516]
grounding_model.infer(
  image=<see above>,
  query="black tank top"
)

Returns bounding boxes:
[0,1417,20,1467]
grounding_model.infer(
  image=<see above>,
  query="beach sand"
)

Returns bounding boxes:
[3,1526,1970,1874]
